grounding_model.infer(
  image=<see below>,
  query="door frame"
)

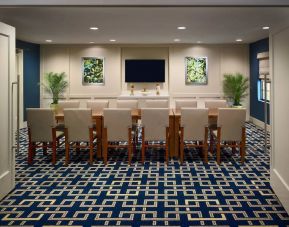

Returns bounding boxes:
[0,22,16,200]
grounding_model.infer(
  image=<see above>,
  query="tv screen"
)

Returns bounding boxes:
[125,59,165,83]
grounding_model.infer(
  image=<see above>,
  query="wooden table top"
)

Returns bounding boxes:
[173,108,218,118]
[55,109,175,120]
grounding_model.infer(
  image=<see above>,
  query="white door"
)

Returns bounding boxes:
[271,26,289,214]
[0,22,16,200]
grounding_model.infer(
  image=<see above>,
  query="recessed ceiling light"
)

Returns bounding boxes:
[177,26,186,30]
[236,39,243,42]
[45,39,52,43]
[174,39,181,42]
[89,27,99,30]
[262,26,270,30]
[109,39,116,42]
[89,41,95,44]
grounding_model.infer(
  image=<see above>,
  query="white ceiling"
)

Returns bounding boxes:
[0,7,289,44]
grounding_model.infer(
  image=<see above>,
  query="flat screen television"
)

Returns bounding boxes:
[125,59,165,83]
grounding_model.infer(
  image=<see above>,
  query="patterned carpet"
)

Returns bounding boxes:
[0,122,289,226]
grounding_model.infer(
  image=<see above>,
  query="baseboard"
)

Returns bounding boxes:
[249,116,271,132]
[270,169,289,214]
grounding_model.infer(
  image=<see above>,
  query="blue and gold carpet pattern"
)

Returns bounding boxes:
[0,123,289,226]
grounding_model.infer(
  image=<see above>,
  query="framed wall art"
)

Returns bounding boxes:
[82,57,104,85]
[185,57,208,85]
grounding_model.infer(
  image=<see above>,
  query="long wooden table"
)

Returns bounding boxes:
[55,109,176,158]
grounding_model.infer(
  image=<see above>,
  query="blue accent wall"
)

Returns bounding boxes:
[16,40,40,121]
[249,38,270,124]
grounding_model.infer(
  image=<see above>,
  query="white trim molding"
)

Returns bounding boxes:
[249,116,271,132]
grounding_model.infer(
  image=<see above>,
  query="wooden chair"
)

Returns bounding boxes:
[213,108,246,164]
[179,108,209,164]
[116,100,139,145]
[175,100,197,110]
[204,100,227,109]
[64,108,97,165]
[103,108,133,165]
[86,100,109,111]
[141,108,169,164]
[145,100,168,108]
[58,100,80,112]
[27,108,64,165]
[205,100,228,152]
[116,100,138,109]
[57,100,81,126]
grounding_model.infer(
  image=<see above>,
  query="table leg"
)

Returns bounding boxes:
[174,115,180,158]
[96,116,103,159]
[169,115,175,158]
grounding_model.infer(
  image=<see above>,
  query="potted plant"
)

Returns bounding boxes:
[223,73,249,107]
[41,72,68,110]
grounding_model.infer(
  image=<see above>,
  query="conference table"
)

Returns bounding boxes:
[55,108,218,159]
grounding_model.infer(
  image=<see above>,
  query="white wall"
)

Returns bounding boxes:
[121,46,169,94]
[41,45,121,107]
[169,44,249,112]
[270,26,289,214]
[40,44,249,109]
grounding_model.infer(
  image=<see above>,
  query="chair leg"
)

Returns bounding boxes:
[76,142,80,153]
[28,141,33,165]
[52,128,57,165]
[180,141,184,165]
[65,129,69,166]
[52,142,56,165]
[103,128,108,165]
[141,143,145,164]
[141,127,145,164]
[180,127,184,165]
[241,127,246,164]
[89,129,94,165]
[210,130,214,154]
[128,128,132,166]
[43,142,47,156]
[232,141,236,154]
[204,127,208,164]
[166,127,169,165]
[203,143,208,164]
[32,142,36,158]
[216,127,221,165]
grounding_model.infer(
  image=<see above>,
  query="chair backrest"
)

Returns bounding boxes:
[145,100,168,108]
[217,108,246,141]
[103,108,132,141]
[176,100,197,110]
[64,108,93,142]
[181,108,208,141]
[141,108,169,141]
[204,100,227,109]
[116,100,138,109]
[86,100,109,111]
[27,108,56,142]
[58,100,80,114]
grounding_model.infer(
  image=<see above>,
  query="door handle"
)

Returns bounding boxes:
[11,75,20,154]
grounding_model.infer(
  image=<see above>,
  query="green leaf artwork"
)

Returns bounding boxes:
[185,57,208,85]
[82,57,104,85]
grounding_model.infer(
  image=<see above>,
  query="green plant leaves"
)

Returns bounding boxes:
[223,73,249,106]
[186,57,208,84]
[83,57,104,84]
[41,72,68,104]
